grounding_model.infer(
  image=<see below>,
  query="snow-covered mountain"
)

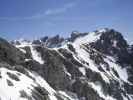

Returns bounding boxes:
[0,28,133,100]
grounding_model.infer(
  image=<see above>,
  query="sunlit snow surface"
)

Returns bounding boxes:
[0,67,35,100]
[0,67,57,100]
[30,46,44,64]
[0,67,78,100]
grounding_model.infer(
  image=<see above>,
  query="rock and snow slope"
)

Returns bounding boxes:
[0,67,56,100]
[0,28,133,100]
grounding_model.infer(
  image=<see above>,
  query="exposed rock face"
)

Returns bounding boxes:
[32,35,65,48]
[89,29,129,64]
[45,35,64,47]
[68,31,88,42]
[0,38,25,65]
[0,28,133,100]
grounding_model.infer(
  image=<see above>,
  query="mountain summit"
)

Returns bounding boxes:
[0,28,133,100]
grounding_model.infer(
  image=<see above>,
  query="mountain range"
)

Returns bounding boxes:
[0,28,133,100]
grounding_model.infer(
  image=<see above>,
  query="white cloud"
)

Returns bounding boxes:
[45,2,76,15]
[0,2,77,21]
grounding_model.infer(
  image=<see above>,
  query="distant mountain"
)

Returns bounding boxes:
[0,28,133,100]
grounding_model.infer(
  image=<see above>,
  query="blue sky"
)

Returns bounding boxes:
[0,0,133,42]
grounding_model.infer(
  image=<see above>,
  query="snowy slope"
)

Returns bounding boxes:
[0,66,78,100]
[1,28,133,100]
[0,67,55,100]
[57,29,133,100]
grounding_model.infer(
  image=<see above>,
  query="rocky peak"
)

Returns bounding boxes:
[40,36,49,43]
[68,31,88,42]
[88,29,128,58]
[32,35,65,48]
[45,35,64,47]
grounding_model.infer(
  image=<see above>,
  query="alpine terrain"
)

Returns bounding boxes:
[0,28,133,100]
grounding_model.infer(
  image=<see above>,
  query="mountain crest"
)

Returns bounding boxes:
[1,28,133,100]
